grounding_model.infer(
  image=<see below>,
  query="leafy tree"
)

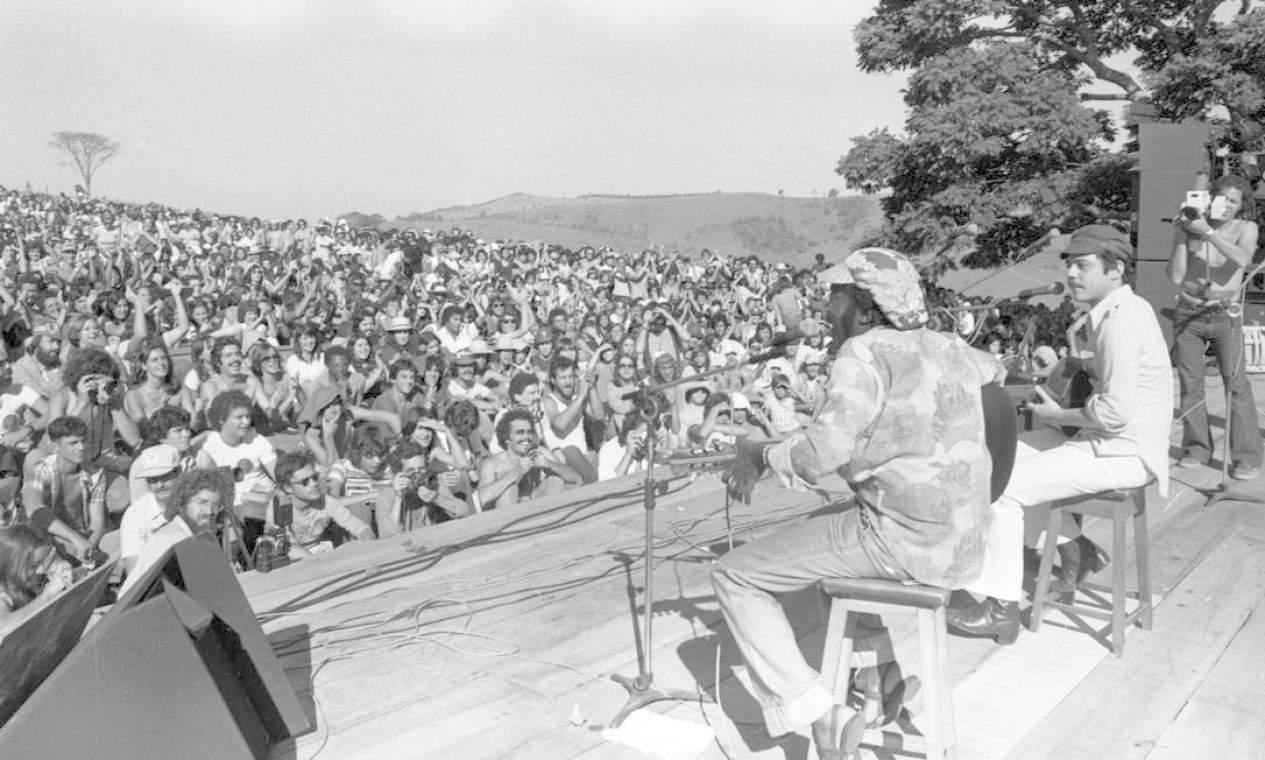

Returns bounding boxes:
[48,131,120,197]
[840,1,1265,276]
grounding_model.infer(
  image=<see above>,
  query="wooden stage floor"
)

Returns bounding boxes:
[242,372,1265,760]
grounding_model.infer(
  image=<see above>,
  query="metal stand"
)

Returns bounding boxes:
[610,395,712,728]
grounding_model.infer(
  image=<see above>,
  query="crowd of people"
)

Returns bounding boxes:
[0,182,1083,630]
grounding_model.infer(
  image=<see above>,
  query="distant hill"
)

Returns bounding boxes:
[341,192,882,270]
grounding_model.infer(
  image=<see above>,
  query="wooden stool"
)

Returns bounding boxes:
[818,578,955,760]
[1029,486,1154,656]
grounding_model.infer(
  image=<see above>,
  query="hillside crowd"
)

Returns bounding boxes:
[0,184,1078,628]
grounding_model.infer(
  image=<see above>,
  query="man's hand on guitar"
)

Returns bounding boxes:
[723,439,771,504]
[1026,385,1064,421]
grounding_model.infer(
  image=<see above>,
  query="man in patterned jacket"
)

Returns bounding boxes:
[713,247,1004,759]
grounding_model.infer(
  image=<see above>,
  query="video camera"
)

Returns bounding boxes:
[1180,190,1229,222]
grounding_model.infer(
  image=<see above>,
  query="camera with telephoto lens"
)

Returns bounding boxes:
[86,377,120,404]
[252,527,291,573]
[1180,190,1228,222]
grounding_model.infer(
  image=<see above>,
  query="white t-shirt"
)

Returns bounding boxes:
[199,432,277,515]
[286,353,327,388]
[119,492,167,562]
[0,386,40,429]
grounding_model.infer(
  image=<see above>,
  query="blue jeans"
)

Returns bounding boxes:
[1172,305,1263,470]
[711,505,908,736]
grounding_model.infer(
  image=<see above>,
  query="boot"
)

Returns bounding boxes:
[946,597,1020,645]
[1050,536,1110,594]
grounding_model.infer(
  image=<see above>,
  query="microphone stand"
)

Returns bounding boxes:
[609,357,763,727]
[1201,257,1265,508]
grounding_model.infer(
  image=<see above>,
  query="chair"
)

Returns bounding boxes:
[815,382,1017,760]
[1028,484,1153,656]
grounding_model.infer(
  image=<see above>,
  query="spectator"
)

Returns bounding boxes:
[271,448,375,553]
[0,525,75,635]
[119,467,234,595]
[477,408,582,509]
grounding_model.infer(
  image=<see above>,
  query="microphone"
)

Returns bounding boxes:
[768,318,823,347]
[1016,282,1064,299]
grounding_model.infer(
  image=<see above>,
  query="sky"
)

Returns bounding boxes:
[0,1,909,221]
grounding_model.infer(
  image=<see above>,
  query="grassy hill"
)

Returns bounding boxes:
[342,192,882,270]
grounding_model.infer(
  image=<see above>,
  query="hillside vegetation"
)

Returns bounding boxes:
[342,192,881,270]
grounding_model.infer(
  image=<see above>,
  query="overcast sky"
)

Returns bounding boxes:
[0,1,908,220]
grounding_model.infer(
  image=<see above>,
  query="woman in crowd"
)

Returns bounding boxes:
[123,337,196,431]
[0,524,76,634]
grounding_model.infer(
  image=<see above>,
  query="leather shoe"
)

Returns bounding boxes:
[1050,536,1109,594]
[946,597,1020,645]
[852,662,920,728]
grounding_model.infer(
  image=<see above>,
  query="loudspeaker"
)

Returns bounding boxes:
[0,538,310,759]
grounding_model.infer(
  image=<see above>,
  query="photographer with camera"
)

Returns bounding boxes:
[1168,174,1262,479]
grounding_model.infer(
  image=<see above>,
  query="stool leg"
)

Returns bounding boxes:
[1133,494,1153,631]
[820,599,855,701]
[918,607,946,760]
[1030,506,1063,632]
[1111,506,1128,657]
[935,604,956,759]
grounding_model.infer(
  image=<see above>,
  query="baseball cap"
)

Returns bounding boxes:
[133,444,181,479]
[387,317,412,332]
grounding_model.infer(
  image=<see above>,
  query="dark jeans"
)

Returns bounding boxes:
[1172,305,1263,469]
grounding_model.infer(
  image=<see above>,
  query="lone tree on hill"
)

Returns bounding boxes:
[48,131,120,197]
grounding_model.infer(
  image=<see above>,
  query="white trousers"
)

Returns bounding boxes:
[967,427,1149,602]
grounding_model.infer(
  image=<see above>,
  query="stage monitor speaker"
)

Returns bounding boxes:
[0,562,115,726]
[0,537,310,759]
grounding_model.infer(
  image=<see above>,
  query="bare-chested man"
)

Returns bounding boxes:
[477,408,582,509]
[199,338,271,412]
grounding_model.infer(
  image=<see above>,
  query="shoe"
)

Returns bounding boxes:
[852,662,921,728]
[1177,455,1205,469]
[946,597,1020,645]
[1049,536,1110,594]
[1232,466,1261,481]
[812,704,866,760]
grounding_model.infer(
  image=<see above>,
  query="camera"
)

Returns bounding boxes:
[86,377,120,404]
[1180,190,1229,222]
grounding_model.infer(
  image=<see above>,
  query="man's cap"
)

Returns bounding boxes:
[1060,224,1133,261]
[386,316,412,332]
[468,338,492,355]
[133,444,181,479]
[817,247,929,331]
[453,351,479,366]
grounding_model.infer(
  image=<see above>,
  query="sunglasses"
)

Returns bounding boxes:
[290,473,318,487]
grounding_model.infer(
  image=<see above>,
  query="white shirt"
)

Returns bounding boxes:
[1075,284,1174,496]
[199,432,277,513]
[119,492,166,562]
[119,519,193,596]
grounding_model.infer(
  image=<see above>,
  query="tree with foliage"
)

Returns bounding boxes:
[48,131,120,197]
[841,1,1265,275]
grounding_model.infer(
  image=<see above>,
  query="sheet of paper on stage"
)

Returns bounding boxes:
[601,710,715,760]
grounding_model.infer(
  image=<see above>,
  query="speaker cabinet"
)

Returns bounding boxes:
[0,538,309,759]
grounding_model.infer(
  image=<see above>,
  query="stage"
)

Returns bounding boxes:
[239,372,1265,760]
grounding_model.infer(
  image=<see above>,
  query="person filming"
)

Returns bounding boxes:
[1168,174,1262,479]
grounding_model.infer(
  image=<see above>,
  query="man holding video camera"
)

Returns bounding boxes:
[1168,174,1262,479]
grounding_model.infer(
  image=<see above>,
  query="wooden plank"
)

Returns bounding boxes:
[1005,527,1265,760]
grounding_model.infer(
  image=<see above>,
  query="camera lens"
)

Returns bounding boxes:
[1181,207,1200,220]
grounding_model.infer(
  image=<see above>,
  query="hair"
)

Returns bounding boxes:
[444,399,481,437]
[63,346,118,391]
[1211,173,1258,222]
[548,355,577,382]
[617,410,648,447]
[294,324,323,358]
[0,525,55,610]
[210,338,242,372]
[248,342,281,377]
[440,305,463,325]
[62,313,95,348]
[144,406,192,448]
[133,337,179,393]
[507,372,539,401]
[324,345,351,367]
[419,355,446,384]
[164,468,234,521]
[496,407,536,449]
[208,389,252,429]
[275,449,314,490]
[348,426,389,468]
[389,358,418,381]
[389,438,426,471]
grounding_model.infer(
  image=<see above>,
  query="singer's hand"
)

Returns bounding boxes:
[723,438,771,504]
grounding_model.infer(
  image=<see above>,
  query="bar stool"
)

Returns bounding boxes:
[1029,484,1154,656]
[818,578,955,760]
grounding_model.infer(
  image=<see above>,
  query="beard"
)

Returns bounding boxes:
[37,349,61,369]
